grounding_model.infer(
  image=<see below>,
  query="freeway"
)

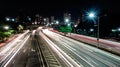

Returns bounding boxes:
[0,28,68,67]
[51,29,120,55]
[42,29,120,67]
[35,28,70,67]
[0,29,46,67]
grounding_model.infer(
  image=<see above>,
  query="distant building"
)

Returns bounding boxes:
[51,16,55,23]
[46,17,49,23]
[64,12,71,24]
[76,17,80,25]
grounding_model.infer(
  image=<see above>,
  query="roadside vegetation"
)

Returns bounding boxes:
[0,24,24,43]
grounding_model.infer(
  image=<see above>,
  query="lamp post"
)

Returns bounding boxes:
[97,16,100,47]
[89,12,99,47]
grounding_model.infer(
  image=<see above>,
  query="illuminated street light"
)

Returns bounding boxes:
[90,28,94,32]
[4,26,9,30]
[111,29,116,32]
[51,22,54,25]
[89,13,95,18]
[44,18,46,21]
[89,12,100,47]
[74,24,77,27]
[56,21,59,24]
[11,18,15,22]
[118,28,120,31]
[6,17,10,21]
[67,23,70,26]
[65,18,69,23]
[28,17,31,21]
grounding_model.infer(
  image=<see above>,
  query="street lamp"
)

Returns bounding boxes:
[11,18,15,22]
[65,18,69,23]
[6,17,10,21]
[4,26,9,30]
[67,23,71,26]
[118,28,120,31]
[90,28,94,32]
[89,12,100,47]
[56,20,59,24]
[89,13,95,18]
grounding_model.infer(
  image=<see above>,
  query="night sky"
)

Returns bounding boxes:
[0,0,120,37]
[0,0,120,16]
[0,0,120,25]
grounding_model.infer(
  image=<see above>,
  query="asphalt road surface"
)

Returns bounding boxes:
[8,34,41,67]
[0,32,41,67]
[43,29,120,67]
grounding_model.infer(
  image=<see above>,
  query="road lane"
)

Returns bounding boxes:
[62,37,120,66]
[2,34,30,67]
[36,28,69,67]
[0,30,29,67]
[43,29,120,67]
[40,30,81,67]
[51,30,120,55]
[3,31,41,67]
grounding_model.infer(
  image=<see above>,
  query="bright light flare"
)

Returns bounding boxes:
[44,18,46,21]
[90,29,94,32]
[89,13,95,18]
[65,19,69,23]
[67,23,70,26]
[118,28,120,31]
[11,18,15,22]
[74,24,77,27]
[28,18,31,21]
[51,22,54,24]
[6,17,10,21]
[56,21,59,24]
[4,26,9,30]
